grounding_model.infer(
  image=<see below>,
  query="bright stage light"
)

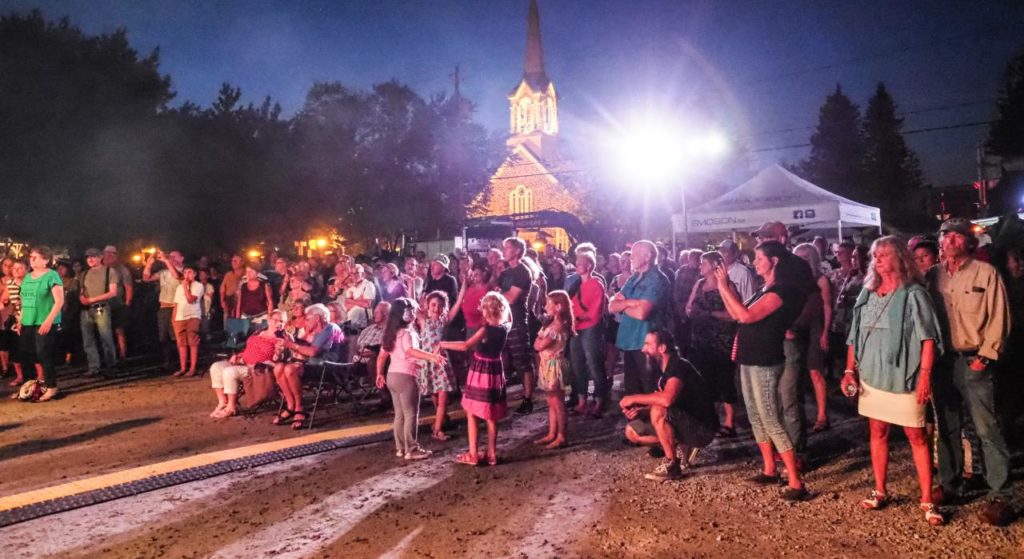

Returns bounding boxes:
[619,123,685,184]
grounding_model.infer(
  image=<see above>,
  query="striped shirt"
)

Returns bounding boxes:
[4,278,21,323]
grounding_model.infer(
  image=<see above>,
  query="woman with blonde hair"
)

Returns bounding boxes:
[792,243,833,432]
[843,236,944,525]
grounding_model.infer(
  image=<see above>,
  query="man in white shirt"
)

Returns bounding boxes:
[718,240,756,303]
[344,264,377,330]
[143,249,184,369]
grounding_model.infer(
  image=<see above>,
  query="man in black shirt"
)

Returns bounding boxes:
[499,237,537,414]
[620,329,719,481]
[423,254,458,306]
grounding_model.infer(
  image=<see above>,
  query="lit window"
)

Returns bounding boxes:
[509,185,533,214]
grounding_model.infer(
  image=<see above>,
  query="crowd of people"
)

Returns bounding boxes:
[1,216,1022,527]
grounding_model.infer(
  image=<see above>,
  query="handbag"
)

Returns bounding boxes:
[241,363,276,410]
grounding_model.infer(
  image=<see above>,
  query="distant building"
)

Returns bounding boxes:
[473,0,587,251]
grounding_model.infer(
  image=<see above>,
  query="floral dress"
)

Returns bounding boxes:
[418,316,455,393]
[537,324,570,391]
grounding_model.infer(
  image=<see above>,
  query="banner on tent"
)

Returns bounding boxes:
[679,204,839,233]
[838,203,881,226]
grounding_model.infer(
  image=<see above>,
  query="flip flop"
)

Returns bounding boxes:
[456,452,481,466]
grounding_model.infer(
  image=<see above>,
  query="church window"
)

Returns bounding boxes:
[509,185,533,214]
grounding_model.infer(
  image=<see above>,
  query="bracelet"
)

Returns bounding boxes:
[843,369,855,375]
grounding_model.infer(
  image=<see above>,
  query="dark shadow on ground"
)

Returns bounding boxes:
[0,416,162,462]
[0,422,23,433]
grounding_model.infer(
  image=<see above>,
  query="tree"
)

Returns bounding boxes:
[796,84,864,199]
[862,83,924,219]
[987,48,1024,157]
[0,11,174,244]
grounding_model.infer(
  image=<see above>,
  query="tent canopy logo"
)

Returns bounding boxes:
[792,209,816,220]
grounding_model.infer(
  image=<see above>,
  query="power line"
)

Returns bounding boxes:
[750,119,995,153]
[739,21,1023,87]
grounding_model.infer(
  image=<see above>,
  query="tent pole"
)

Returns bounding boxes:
[837,219,842,242]
[671,230,677,262]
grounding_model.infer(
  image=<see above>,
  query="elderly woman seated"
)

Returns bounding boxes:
[209,310,286,419]
[272,303,343,429]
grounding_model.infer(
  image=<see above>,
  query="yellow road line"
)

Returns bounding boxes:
[0,410,466,513]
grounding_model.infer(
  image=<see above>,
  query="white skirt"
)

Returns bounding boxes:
[857,379,925,428]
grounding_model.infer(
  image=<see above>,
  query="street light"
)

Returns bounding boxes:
[615,120,729,244]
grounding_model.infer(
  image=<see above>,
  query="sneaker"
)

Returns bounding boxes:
[515,398,534,415]
[747,472,782,485]
[404,447,433,461]
[644,459,683,481]
[37,387,59,402]
[979,499,1015,527]
[647,446,665,458]
[781,485,810,501]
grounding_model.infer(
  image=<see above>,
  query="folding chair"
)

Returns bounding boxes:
[219,318,252,357]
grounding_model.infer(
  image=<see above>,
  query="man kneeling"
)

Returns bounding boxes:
[621,329,720,481]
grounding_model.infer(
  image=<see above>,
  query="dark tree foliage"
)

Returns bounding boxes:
[0,10,173,245]
[987,48,1024,157]
[0,11,497,255]
[796,84,864,200]
[862,83,924,220]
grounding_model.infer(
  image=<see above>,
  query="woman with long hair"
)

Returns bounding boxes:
[792,243,833,432]
[843,236,944,525]
[376,298,445,460]
[685,251,738,437]
[715,241,812,501]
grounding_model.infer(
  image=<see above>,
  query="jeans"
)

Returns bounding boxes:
[739,363,793,453]
[81,307,118,374]
[779,338,807,454]
[19,325,57,387]
[570,324,607,402]
[387,372,421,455]
[934,355,1011,498]
[622,349,655,396]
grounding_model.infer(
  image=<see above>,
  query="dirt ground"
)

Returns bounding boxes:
[1,362,1023,558]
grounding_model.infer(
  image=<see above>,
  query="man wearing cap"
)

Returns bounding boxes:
[102,245,133,362]
[754,221,789,248]
[718,239,757,303]
[424,254,458,308]
[80,248,120,377]
[929,218,1013,526]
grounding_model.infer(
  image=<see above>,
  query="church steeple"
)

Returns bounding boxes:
[508,0,558,156]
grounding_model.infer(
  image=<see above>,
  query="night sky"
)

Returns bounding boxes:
[4,0,1023,186]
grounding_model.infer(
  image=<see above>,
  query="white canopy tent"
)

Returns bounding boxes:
[673,164,882,241]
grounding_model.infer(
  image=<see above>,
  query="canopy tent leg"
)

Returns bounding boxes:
[837,220,843,242]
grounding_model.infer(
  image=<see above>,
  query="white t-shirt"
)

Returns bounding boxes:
[173,282,205,321]
[344,279,377,327]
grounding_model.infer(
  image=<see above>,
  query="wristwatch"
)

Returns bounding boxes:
[976,356,991,366]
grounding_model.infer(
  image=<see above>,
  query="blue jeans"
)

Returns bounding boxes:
[81,307,117,374]
[779,338,807,454]
[934,355,1011,499]
[740,363,793,453]
[570,324,607,402]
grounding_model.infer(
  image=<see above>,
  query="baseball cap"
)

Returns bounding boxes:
[939,217,974,238]
[85,248,102,257]
[103,245,117,253]
[754,221,788,240]
[717,239,738,252]
[432,253,450,269]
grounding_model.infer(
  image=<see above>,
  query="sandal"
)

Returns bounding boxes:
[432,430,451,441]
[811,419,831,433]
[8,377,23,387]
[487,454,499,466]
[272,409,294,426]
[861,490,888,510]
[716,426,737,438]
[291,412,308,430]
[456,452,481,466]
[920,502,944,526]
